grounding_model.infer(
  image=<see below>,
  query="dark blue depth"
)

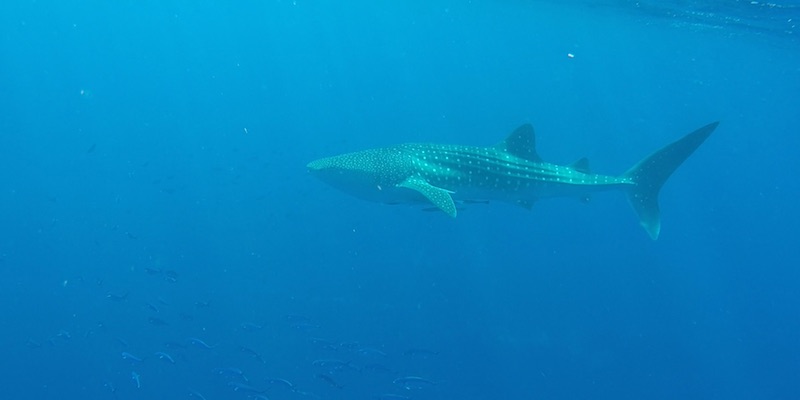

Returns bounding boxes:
[1,1,799,399]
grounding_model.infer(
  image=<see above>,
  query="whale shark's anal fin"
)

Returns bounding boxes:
[623,121,719,240]
[398,176,457,217]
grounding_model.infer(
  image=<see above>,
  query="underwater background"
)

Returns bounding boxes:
[1,1,799,399]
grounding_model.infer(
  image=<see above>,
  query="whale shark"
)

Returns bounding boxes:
[307,122,718,239]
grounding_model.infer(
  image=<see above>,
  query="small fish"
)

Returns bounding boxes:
[164,270,179,282]
[144,267,162,275]
[363,363,395,374]
[163,341,187,349]
[86,143,96,153]
[55,330,71,341]
[179,312,195,321]
[194,300,210,309]
[283,313,310,323]
[309,337,338,350]
[122,352,143,363]
[188,337,216,350]
[188,390,207,400]
[239,322,263,331]
[238,345,260,356]
[393,376,437,390]
[239,346,266,364]
[25,339,42,349]
[148,317,169,326]
[266,377,296,392]
[312,359,357,372]
[462,199,491,205]
[227,381,265,394]
[315,373,343,389]
[423,201,487,211]
[357,347,387,357]
[375,395,411,400]
[154,351,175,364]
[145,302,160,312]
[338,341,361,350]
[131,371,141,389]
[106,292,129,302]
[290,322,319,332]
[403,348,439,357]
[295,390,322,399]
[214,367,248,382]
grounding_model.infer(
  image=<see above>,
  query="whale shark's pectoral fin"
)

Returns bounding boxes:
[397,176,457,217]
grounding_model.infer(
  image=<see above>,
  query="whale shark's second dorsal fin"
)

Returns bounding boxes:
[569,157,591,173]
[496,124,541,162]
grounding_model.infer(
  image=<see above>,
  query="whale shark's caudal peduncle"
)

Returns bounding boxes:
[307,122,718,239]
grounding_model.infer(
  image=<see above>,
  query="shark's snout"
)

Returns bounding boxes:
[306,158,331,173]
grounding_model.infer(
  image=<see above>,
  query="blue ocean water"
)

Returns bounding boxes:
[1,1,799,399]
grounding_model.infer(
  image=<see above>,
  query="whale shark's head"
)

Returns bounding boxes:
[307,152,375,189]
[307,147,413,203]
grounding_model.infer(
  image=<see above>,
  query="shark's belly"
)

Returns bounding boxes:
[435,178,627,203]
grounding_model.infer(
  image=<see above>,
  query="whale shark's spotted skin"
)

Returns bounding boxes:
[308,122,718,239]
[405,143,631,195]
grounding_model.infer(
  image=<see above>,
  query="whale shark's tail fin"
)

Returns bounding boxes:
[623,122,719,240]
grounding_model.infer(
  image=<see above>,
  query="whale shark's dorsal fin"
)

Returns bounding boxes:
[496,124,541,162]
